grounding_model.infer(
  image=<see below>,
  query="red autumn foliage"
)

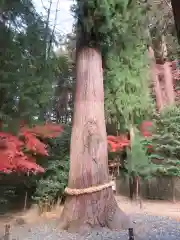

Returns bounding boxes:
[108,121,152,152]
[107,135,130,152]
[0,123,63,174]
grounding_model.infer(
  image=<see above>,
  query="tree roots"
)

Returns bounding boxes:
[59,189,133,234]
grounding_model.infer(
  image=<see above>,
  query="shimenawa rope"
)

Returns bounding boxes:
[65,182,113,196]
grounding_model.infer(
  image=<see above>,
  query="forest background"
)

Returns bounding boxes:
[0,0,180,216]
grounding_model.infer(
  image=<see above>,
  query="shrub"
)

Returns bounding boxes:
[150,107,180,177]
[33,125,71,212]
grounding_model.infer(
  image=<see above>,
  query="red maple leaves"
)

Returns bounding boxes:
[107,135,130,152]
[0,123,63,173]
[108,121,152,152]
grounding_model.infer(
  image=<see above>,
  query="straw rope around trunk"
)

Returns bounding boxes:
[64,182,113,196]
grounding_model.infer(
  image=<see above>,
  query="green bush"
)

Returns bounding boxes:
[150,107,180,177]
[126,130,157,179]
[33,125,71,212]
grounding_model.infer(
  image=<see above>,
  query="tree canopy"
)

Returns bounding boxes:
[0,0,58,124]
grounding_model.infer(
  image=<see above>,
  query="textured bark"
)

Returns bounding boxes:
[171,0,180,45]
[129,177,134,200]
[60,48,132,233]
[148,47,164,111]
[163,62,175,105]
[129,126,136,201]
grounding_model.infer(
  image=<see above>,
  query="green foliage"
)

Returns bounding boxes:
[126,130,156,179]
[102,2,154,131]
[105,46,153,129]
[53,44,75,123]
[33,155,69,212]
[0,172,36,213]
[72,0,154,131]
[33,126,71,209]
[73,0,148,52]
[0,0,59,123]
[150,107,180,177]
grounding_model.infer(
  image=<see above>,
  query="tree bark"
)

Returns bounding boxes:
[148,47,164,111]
[171,0,180,45]
[60,47,132,233]
[171,177,176,203]
[163,62,175,105]
[129,176,134,200]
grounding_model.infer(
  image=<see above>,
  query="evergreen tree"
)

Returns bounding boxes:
[102,1,154,202]
[150,107,180,177]
[104,2,153,131]
[126,130,157,200]
[0,0,58,124]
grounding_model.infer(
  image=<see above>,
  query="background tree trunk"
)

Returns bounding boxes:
[148,47,164,111]
[163,62,175,105]
[171,0,180,45]
[60,47,132,232]
[129,177,134,200]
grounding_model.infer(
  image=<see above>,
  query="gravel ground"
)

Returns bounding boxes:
[3,214,180,240]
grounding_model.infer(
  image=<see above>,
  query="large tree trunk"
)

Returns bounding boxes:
[60,47,132,233]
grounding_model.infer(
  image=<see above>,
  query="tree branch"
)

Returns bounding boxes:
[163,0,172,10]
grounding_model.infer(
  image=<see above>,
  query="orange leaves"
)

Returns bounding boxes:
[107,121,153,153]
[0,132,25,172]
[21,132,49,156]
[0,123,63,173]
[0,135,42,173]
[20,123,63,138]
[14,157,44,173]
[19,123,63,155]
[107,135,130,152]
[0,132,23,148]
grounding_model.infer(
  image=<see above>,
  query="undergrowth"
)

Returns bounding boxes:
[33,125,71,212]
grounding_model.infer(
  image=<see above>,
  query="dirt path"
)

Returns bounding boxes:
[116,195,180,221]
[0,195,179,234]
